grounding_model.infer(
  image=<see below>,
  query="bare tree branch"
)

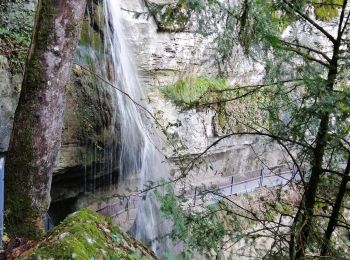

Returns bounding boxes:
[281,0,336,44]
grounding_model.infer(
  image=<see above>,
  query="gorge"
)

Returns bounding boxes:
[0,0,349,259]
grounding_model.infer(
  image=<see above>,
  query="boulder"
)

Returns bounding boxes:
[17,209,156,259]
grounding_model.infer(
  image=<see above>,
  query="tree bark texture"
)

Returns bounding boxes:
[320,156,350,256]
[295,58,338,260]
[5,0,86,239]
[294,37,341,260]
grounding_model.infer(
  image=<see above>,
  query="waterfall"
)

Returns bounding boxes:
[103,0,171,255]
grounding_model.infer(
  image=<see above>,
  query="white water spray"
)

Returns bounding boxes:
[103,0,171,255]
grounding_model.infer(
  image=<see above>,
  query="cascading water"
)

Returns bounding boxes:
[103,0,172,255]
[104,1,149,188]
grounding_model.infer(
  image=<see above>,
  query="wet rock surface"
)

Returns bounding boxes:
[0,55,21,152]
[0,1,120,219]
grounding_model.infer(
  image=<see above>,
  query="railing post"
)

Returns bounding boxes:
[0,152,6,249]
[126,199,129,221]
[230,176,234,195]
[193,186,197,206]
[259,168,265,187]
[292,164,298,178]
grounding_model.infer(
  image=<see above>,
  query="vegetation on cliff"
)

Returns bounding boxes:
[162,77,228,108]
[0,0,35,73]
[158,0,350,259]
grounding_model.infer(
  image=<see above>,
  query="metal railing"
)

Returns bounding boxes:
[97,164,301,219]
[0,162,301,240]
[190,164,300,207]
[0,152,6,249]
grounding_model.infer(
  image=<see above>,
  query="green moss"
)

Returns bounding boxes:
[79,1,104,51]
[22,209,156,259]
[218,106,227,129]
[0,0,36,72]
[5,120,45,240]
[79,18,103,51]
[271,10,294,31]
[146,0,190,32]
[162,77,228,108]
[314,0,342,21]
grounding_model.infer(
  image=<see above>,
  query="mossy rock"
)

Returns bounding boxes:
[145,0,190,32]
[79,1,104,51]
[19,209,156,259]
[0,0,36,73]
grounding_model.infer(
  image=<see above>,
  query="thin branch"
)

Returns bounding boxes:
[337,0,348,41]
[280,45,330,67]
[279,39,331,64]
[322,168,350,180]
[211,79,305,94]
[340,9,350,35]
[281,0,336,44]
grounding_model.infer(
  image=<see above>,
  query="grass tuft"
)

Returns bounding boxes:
[162,77,228,108]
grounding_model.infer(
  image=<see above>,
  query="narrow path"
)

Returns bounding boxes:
[97,164,302,220]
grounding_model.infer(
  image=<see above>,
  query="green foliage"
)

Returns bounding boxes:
[314,0,343,21]
[156,186,228,258]
[146,0,218,32]
[161,75,275,133]
[155,186,300,258]
[0,26,31,72]
[0,0,35,72]
[162,77,228,108]
[146,0,191,32]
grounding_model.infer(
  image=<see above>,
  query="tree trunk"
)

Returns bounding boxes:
[5,0,86,239]
[294,44,340,259]
[294,113,330,258]
[320,156,350,256]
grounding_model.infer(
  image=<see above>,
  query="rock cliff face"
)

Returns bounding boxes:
[49,1,122,222]
[0,0,284,221]
[0,0,36,151]
[0,56,21,152]
[117,0,284,189]
[120,0,265,87]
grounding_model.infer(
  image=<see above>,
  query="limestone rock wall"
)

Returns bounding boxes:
[118,0,284,188]
[0,56,21,152]
[0,0,284,211]
[119,0,265,88]
[0,0,37,152]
